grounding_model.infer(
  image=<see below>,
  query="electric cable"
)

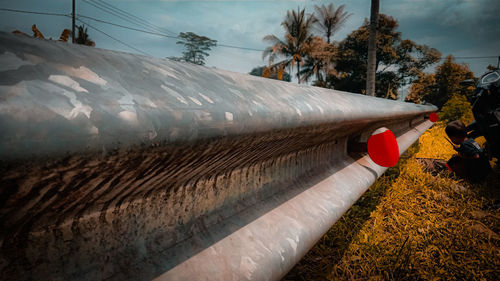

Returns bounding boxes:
[81,0,160,34]
[1,7,498,59]
[76,18,151,56]
[92,0,177,36]
[0,8,69,17]
[77,14,266,52]
[77,15,178,39]
[445,56,498,60]
[82,0,173,37]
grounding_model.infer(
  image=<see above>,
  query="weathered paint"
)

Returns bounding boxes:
[0,32,436,281]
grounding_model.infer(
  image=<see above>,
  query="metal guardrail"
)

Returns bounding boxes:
[0,32,436,281]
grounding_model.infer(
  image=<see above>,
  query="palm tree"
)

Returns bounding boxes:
[263,8,316,83]
[75,25,95,47]
[314,4,351,44]
[299,36,336,84]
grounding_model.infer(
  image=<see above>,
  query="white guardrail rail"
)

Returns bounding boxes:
[0,32,437,281]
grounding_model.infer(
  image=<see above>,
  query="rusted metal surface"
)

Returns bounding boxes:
[0,32,436,281]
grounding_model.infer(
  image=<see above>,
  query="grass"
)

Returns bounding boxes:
[284,122,500,280]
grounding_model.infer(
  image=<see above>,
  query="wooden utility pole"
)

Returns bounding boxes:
[366,0,379,96]
[72,0,76,43]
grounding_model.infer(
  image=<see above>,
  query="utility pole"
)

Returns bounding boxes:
[366,0,379,96]
[72,0,76,43]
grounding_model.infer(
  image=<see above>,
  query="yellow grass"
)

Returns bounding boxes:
[414,123,456,160]
[415,121,486,160]
[284,122,499,281]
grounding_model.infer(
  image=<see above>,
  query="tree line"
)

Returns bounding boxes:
[11,4,480,107]
[254,4,445,100]
[247,3,482,108]
[12,24,95,46]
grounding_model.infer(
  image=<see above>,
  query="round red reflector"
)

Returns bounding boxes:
[367,128,399,167]
[445,163,454,173]
[429,112,438,122]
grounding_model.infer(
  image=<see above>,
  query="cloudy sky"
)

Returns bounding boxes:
[0,0,499,77]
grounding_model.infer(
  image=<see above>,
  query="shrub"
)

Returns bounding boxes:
[439,94,474,124]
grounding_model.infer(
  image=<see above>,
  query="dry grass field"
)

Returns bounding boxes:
[284,122,499,280]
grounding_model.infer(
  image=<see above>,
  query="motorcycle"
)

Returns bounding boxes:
[460,58,500,161]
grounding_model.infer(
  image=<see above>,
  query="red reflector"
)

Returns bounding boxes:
[429,112,438,122]
[445,163,454,172]
[367,128,399,167]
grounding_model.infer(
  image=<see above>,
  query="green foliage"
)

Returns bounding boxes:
[263,9,443,101]
[249,66,291,82]
[331,14,441,98]
[313,3,351,44]
[439,94,474,124]
[262,7,317,83]
[296,4,350,85]
[405,72,436,104]
[169,32,217,65]
[487,64,498,71]
[75,25,95,47]
[299,36,337,84]
[407,55,475,108]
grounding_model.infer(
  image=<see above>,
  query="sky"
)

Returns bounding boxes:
[0,0,499,79]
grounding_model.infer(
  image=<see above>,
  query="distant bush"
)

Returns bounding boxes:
[439,94,474,124]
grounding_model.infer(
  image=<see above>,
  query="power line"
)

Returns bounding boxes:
[76,18,151,56]
[90,0,174,35]
[83,0,262,53]
[2,7,497,60]
[73,15,500,56]
[446,56,498,60]
[77,14,266,52]
[80,0,266,52]
[82,0,156,32]
[0,7,151,56]
[0,7,265,54]
[81,0,173,37]
[77,15,178,39]
[93,0,177,36]
[0,8,69,17]
[218,44,264,52]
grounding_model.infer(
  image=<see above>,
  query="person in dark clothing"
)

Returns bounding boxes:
[445,120,482,158]
[445,120,492,181]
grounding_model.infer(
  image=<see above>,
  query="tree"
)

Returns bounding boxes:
[405,72,436,104]
[59,29,71,42]
[299,36,337,85]
[31,24,45,39]
[406,55,475,108]
[332,14,440,99]
[263,7,317,83]
[313,3,351,44]
[487,64,498,71]
[440,94,474,124]
[13,26,80,43]
[169,32,217,65]
[299,3,351,87]
[249,66,291,82]
[75,25,95,47]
